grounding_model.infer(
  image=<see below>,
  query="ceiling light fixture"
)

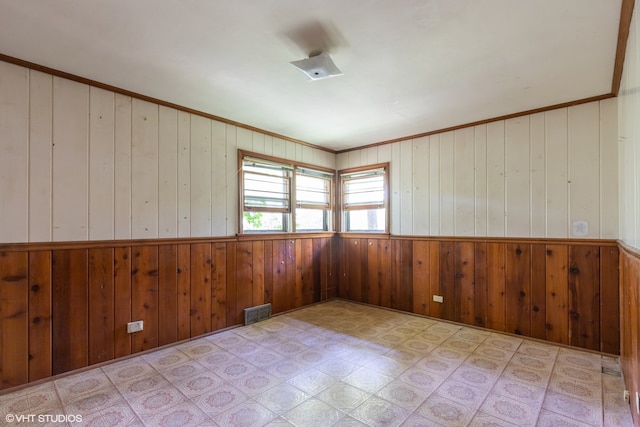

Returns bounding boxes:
[290,52,343,81]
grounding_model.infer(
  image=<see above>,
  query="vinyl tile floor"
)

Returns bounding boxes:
[0,300,634,427]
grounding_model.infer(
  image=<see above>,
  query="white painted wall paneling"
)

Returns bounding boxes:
[0,63,336,243]
[335,100,617,239]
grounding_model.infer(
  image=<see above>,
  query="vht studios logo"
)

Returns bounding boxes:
[5,414,83,423]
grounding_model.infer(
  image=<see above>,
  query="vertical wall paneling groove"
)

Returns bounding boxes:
[28,251,51,381]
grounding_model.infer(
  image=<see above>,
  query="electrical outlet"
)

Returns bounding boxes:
[127,320,143,333]
[636,391,639,414]
[624,390,630,404]
[433,295,444,303]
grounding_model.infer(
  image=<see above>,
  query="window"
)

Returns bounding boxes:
[339,163,389,233]
[240,151,334,233]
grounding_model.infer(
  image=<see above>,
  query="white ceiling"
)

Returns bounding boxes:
[0,1,623,151]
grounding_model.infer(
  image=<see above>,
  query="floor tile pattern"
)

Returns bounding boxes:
[0,300,634,426]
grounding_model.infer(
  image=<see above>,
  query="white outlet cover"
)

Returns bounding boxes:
[572,221,589,236]
[127,320,144,333]
[636,391,639,414]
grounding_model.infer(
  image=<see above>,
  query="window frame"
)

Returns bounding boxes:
[337,162,390,234]
[238,150,335,234]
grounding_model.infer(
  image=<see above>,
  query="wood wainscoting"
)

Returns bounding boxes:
[0,235,336,390]
[337,236,620,355]
[620,243,640,426]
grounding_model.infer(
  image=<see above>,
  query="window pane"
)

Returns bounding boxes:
[243,211,285,231]
[345,209,385,232]
[243,169,289,210]
[296,174,330,207]
[344,176,384,207]
[295,208,327,231]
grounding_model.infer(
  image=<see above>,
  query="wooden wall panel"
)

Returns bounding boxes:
[177,244,191,340]
[530,245,547,340]
[473,243,488,328]
[131,246,159,353]
[191,243,212,336]
[568,245,600,351]
[600,246,619,354]
[439,241,455,321]
[113,247,132,358]
[236,241,253,324]
[412,240,430,316]
[0,236,621,392]
[88,248,114,365]
[52,249,88,375]
[0,252,29,387]
[455,241,475,324]
[158,245,178,346]
[486,243,506,332]
[545,244,569,344]
[619,247,639,427]
[28,251,51,381]
[505,244,531,336]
